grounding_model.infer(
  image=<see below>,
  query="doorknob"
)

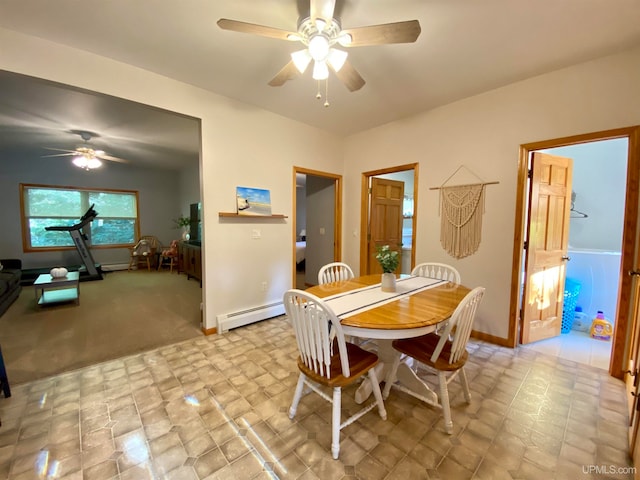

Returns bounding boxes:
[630,270,640,276]
[561,255,571,261]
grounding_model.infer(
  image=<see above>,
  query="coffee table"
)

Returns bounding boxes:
[33,272,80,307]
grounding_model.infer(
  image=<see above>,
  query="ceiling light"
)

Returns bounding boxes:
[72,154,102,170]
[308,35,329,62]
[291,49,312,73]
[312,61,329,80]
[337,33,352,46]
[87,157,102,169]
[327,49,348,72]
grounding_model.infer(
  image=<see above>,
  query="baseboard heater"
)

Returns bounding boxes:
[216,302,285,333]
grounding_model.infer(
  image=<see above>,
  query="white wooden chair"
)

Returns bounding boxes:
[128,236,160,271]
[318,262,355,285]
[284,289,387,459]
[411,262,461,284]
[383,287,485,434]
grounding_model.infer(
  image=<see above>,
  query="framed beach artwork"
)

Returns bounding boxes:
[236,186,272,216]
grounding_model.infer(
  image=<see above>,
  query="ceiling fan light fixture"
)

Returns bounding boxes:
[312,60,329,80]
[72,155,88,169]
[314,18,326,32]
[308,35,329,62]
[327,48,348,72]
[72,153,102,170]
[87,157,102,169]
[337,32,352,46]
[291,49,312,73]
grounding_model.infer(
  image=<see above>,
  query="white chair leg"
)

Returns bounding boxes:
[438,371,453,434]
[382,353,401,399]
[459,367,471,403]
[288,374,305,419]
[331,387,341,460]
[367,368,387,420]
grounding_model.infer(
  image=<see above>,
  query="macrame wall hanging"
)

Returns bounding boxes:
[430,166,498,259]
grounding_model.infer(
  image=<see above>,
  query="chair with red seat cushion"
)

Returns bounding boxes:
[157,240,179,272]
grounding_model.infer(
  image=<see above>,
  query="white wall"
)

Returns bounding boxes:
[0,28,344,330]
[342,46,640,339]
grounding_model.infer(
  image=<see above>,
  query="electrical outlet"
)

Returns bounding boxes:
[261,281,267,291]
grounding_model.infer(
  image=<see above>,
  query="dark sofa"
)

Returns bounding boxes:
[0,259,22,317]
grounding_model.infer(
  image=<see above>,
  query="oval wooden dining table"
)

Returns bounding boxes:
[306,274,471,404]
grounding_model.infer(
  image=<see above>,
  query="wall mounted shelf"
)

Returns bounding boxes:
[218,212,288,219]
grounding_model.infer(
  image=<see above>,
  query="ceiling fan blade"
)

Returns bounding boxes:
[268,61,302,87]
[98,153,129,164]
[310,0,335,22]
[42,147,77,154]
[342,20,421,47]
[42,152,76,158]
[217,19,297,41]
[331,60,365,92]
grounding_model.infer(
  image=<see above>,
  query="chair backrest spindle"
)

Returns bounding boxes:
[284,289,351,378]
[318,262,355,285]
[412,262,461,284]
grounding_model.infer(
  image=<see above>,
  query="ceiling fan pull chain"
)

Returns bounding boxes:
[316,80,322,100]
[324,79,330,107]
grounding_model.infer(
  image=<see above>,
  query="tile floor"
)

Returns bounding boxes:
[522,330,612,371]
[0,316,634,479]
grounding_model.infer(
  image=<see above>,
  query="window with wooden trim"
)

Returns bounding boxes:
[21,184,139,251]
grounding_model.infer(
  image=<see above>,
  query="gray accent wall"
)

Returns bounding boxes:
[0,146,199,269]
[304,176,336,285]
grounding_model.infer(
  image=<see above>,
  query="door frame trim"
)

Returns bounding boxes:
[292,166,343,287]
[359,163,419,275]
[509,126,640,379]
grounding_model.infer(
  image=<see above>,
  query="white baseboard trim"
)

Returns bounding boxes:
[216,302,284,333]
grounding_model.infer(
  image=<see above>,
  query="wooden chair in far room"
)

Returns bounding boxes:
[383,286,485,434]
[317,262,355,285]
[283,289,387,459]
[157,240,179,272]
[128,235,160,271]
[411,262,461,284]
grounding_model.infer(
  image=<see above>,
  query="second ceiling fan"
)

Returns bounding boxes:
[42,130,129,170]
[217,0,421,97]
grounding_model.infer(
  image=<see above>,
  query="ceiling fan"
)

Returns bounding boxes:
[42,130,129,170]
[217,0,421,102]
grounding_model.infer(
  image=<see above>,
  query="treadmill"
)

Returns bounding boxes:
[45,204,103,281]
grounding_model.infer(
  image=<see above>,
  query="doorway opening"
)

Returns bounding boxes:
[359,163,418,275]
[292,167,342,289]
[525,140,627,369]
[510,127,640,379]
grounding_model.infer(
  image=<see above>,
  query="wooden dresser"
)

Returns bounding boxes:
[178,241,202,284]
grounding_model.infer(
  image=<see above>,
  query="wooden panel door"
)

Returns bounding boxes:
[521,152,573,344]
[367,177,404,274]
[628,269,640,457]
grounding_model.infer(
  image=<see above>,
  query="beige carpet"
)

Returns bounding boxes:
[0,269,203,385]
